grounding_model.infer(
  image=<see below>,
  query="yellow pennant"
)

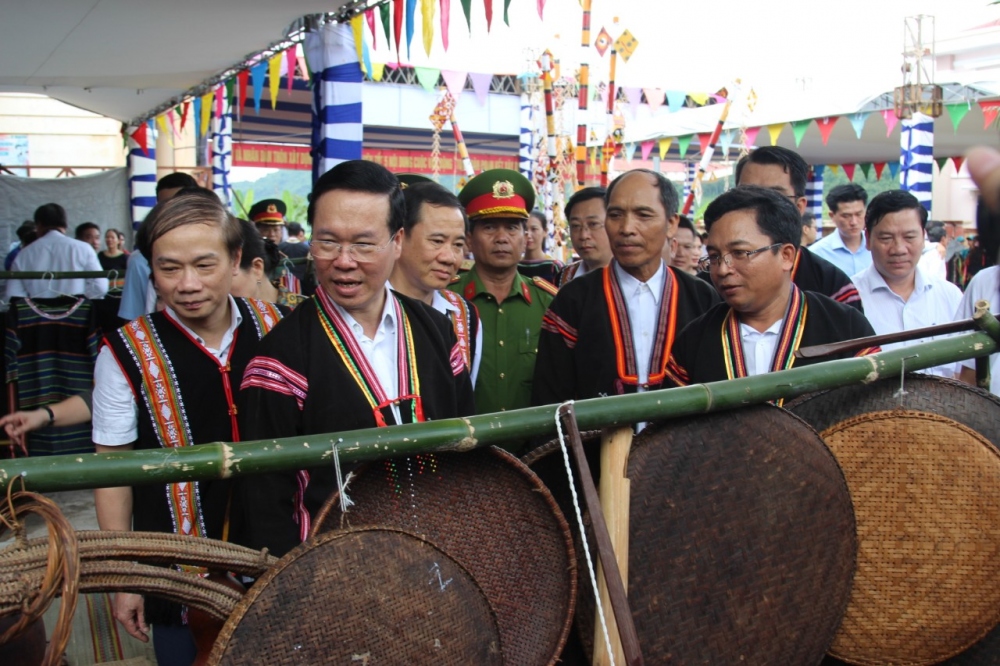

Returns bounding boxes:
[350,15,367,76]
[828,164,840,176]
[767,123,785,146]
[421,0,436,57]
[268,53,282,109]
[370,62,386,82]
[199,90,213,137]
[155,115,173,147]
[658,137,673,159]
[689,92,709,106]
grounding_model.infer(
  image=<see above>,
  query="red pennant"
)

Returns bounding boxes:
[238,70,249,110]
[951,155,965,173]
[179,101,190,131]
[286,49,295,92]
[979,100,1000,129]
[393,0,404,63]
[842,164,856,181]
[816,116,839,146]
[697,133,711,154]
[130,123,149,157]
[873,161,886,180]
[366,8,377,49]
[537,0,545,19]
[484,0,492,31]
[440,0,450,50]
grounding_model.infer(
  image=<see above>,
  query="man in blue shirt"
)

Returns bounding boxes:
[810,183,872,276]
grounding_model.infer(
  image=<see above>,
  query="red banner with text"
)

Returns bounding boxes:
[233,142,517,174]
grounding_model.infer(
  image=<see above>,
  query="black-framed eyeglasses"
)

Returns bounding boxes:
[699,243,783,271]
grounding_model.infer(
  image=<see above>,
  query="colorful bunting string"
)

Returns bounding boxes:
[849,112,869,139]
[666,90,685,113]
[945,102,970,133]
[414,66,441,92]
[640,140,654,161]
[767,123,784,146]
[815,117,838,146]
[658,137,673,159]
[842,164,855,181]
[441,0,451,50]
[790,119,811,147]
[697,133,711,154]
[267,53,282,109]
[873,162,886,180]
[421,0,435,56]
[979,100,1000,129]
[742,127,760,148]
[859,162,872,179]
[882,109,899,137]
[676,134,692,159]
[250,61,266,115]
[952,155,965,173]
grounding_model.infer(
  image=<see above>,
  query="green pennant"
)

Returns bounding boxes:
[791,119,811,147]
[859,162,872,180]
[225,78,235,105]
[677,134,692,159]
[504,0,513,25]
[460,0,472,29]
[935,157,948,171]
[945,102,971,133]
[380,2,391,45]
[414,66,441,92]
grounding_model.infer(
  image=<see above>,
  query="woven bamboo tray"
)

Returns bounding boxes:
[311,447,576,666]
[209,528,503,665]
[819,410,1000,666]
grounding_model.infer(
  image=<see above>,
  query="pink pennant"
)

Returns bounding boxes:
[366,8,377,49]
[873,162,886,180]
[816,116,838,146]
[643,88,665,111]
[286,49,295,92]
[842,164,856,181]
[743,127,760,147]
[951,155,965,173]
[537,0,545,19]
[440,0,450,51]
[697,133,711,154]
[640,140,654,161]
[469,72,492,106]
[484,0,493,31]
[215,85,224,116]
[882,109,899,137]
[980,101,1000,129]
[441,70,468,100]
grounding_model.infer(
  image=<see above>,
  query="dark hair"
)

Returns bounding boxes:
[704,186,801,249]
[565,187,606,220]
[237,218,281,278]
[141,190,242,262]
[826,183,868,214]
[801,211,816,227]
[402,181,468,234]
[735,146,809,198]
[606,169,679,219]
[308,160,405,234]
[926,221,946,244]
[75,222,100,240]
[157,172,199,193]
[108,229,126,243]
[529,210,548,231]
[16,221,36,245]
[676,215,697,236]
[34,203,67,230]
[864,190,929,234]
[286,221,305,237]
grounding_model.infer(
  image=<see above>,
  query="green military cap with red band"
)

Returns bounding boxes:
[248,198,287,226]
[458,169,536,221]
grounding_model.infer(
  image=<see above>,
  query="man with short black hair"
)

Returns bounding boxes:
[853,190,962,378]
[669,215,700,275]
[75,222,101,253]
[810,183,871,275]
[558,186,612,286]
[735,146,862,311]
[801,212,818,247]
[667,186,876,386]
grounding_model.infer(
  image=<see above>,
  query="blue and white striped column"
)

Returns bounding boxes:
[519,91,535,178]
[305,22,364,183]
[127,121,157,230]
[900,112,934,211]
[806,165,824,217]
[683,161,696,198]
[210,93,233,207]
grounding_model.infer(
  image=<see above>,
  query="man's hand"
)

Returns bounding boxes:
[112,592,149,642]
[0,409,47,456]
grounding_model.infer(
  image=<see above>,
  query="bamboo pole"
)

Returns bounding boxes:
[575,0,592,188]
[2,306,998,492]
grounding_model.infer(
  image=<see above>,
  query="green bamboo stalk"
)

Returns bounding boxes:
[3,306,998,493]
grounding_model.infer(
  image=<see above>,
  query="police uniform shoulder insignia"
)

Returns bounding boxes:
[532,276,559,297]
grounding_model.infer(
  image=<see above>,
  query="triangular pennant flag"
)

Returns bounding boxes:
[658,137,673,159]
[155,115,172,147]
[251,61,267,114]
[370,62,386,82]
[743,127,760,148]
[882,109,899,137]
[640,140,654,161]
[268,53,282,109]
[537,0,546,19]
[469,72,492,105]
[849,112,869,139]
[130,122,149,157]
[441,70,467,99]
[888,161,900,180]
[361,26,373,79]
[697,133,711,154]
[214,84,224,119]
[460,0,472,29]
[842,164,856,181]
[405,0,418,59]
[380,2,392,45]
[816,116,838,145]
[350,15,368,76]
[859,162,872,179]
[421,0,435,56]
[286,49,295,92]
[790,119,811,147]
[225,79,235,107]
[828,164,840,176]
[624,142,637,163]
[643,88,664,111]
[166,109,179,140]
[180,100,190,132]
[666,90,686,113]
[677,134,692,159]
[767,123,785,146]
[200,90,213,136]
[719,129,734,155]
[935,156,948,171]
[952,155,965,173]
[504,0,512,25]
[191,97,201,141]
[297,44,310,82]
[484,0,493,31]
[623,86,642,108]
[366,8,377,48]
[393,0,404,62]
[414,66,441,92]
[689,92,709,106]
[979,100,1000,129]
[873,162,886,180]
[441,0,451,50]
[945,102,970,133]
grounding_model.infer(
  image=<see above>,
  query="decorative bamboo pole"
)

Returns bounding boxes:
[681,85,736,215]
[575,0,593,188]
[2,307,997,493]
[449,111,475,178]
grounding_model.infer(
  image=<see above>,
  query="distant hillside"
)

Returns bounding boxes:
[231,169,312,222]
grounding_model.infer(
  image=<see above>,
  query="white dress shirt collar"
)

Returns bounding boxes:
[162,294,243,360]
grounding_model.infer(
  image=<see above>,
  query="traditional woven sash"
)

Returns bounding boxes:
[243,298,284,339]
[791,248,803,281]
[721,285,808,385]
[602,264,679,393]
[315,288,424,427]
[440,289,472,373]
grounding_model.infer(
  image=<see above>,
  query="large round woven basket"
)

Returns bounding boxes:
[532,405,858,664]
[818,410,1000,666]
[311,447,577,666]
[208,528,503,665]
[787,375,1000,665]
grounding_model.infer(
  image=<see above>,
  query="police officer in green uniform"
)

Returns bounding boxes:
[450,169,556,418]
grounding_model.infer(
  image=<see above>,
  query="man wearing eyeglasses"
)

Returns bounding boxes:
[236,160,475,558]
[558,186,613,286]
[666,187,876,386]
[531,169,719,408]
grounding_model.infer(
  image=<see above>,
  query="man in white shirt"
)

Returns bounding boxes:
[853,190,963,378]
[390,180,483,385]
[810,183,872,276]
[558,186,613,286]
[6,203,108,300]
